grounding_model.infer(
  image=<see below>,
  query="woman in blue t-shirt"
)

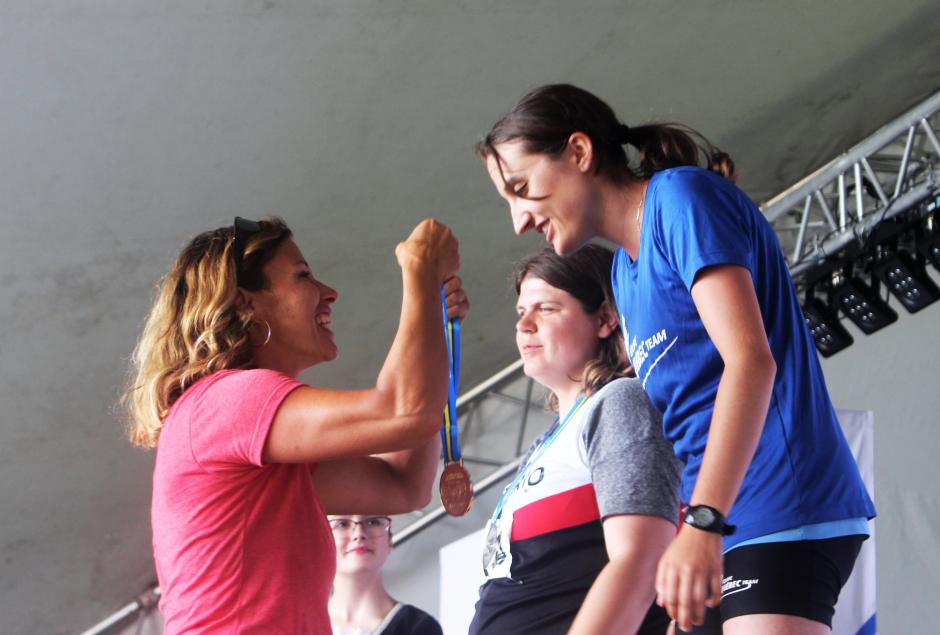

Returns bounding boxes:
[475,84,875,635]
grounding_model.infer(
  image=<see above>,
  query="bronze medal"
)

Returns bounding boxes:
[439,461,474,516]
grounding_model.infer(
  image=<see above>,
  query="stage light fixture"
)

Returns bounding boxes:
[873,251,940,313]
[832,276,897,335]
[801,297,854,357]
[918,218,940,271]
[921,235,940,270]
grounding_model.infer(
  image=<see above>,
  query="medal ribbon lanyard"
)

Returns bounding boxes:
[440,286,461,463]
[438,285,473,517]
[490,394,587,523]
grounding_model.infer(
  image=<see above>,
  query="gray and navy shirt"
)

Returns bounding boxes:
[469,378,681,635]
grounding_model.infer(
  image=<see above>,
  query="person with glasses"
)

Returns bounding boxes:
[123,216,467,634]
[469,245,681,635]
[328,516,443,635]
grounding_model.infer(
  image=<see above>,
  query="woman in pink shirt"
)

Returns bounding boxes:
[123,216,468,634]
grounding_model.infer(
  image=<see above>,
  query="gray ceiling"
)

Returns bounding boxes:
[1,1,939,632]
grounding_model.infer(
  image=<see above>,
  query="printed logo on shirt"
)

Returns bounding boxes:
[507,465,548,498]
[627,328,678,387]
[721,575,759,598]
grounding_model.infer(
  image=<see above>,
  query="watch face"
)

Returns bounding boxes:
[699,507,717,524]
[689,506,716,526]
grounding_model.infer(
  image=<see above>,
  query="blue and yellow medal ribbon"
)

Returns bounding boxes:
[440,286,461,463]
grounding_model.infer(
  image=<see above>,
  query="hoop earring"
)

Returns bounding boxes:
[250,319,272,347]
[260,319,272,347]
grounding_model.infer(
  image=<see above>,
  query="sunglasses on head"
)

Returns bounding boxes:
[232,216,263,285]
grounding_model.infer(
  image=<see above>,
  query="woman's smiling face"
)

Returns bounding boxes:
[486,139,602,256]
[248,239,339,373]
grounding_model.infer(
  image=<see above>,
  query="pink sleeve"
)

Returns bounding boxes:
[187,369,304,470]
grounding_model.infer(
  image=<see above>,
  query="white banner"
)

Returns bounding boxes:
[833,409,877,635]
[439,528,486,635]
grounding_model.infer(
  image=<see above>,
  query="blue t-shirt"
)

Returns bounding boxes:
[611,166,875,550]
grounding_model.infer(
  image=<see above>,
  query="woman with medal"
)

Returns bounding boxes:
[124,216,468,634]
[328,514,443,635]
[476,84,875,634]
[469,245,682,635]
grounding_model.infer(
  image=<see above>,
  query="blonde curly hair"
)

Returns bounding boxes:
[123,217,292,447]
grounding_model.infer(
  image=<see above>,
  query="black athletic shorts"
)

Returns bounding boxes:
[680,534,866,633]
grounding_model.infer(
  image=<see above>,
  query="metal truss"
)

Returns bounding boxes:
[78,587,161,635]
[763,90,940,281]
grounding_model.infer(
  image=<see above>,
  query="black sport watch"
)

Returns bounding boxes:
[683,505,736,536]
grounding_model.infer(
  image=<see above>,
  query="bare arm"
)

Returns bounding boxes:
[316,275,469,514]
[655,264,777,632]
[314,440,442,514]
[568,515,675,635]
[261,220,465,508]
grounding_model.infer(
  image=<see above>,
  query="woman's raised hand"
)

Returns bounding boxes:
[396,219,460,283]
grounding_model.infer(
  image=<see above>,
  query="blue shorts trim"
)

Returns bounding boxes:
[726,517,869,553]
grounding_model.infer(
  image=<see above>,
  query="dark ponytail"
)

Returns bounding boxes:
[621,122,736,181]
[478,84,736,182]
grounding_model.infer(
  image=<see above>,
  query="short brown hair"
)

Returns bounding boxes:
[513,244,632,411]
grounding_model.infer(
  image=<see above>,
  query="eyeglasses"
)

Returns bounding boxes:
[328,516,392,537]
[232,216,263,285]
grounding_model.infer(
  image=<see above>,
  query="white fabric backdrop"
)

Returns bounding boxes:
[439,528,487,635]
[832,409,877,635]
